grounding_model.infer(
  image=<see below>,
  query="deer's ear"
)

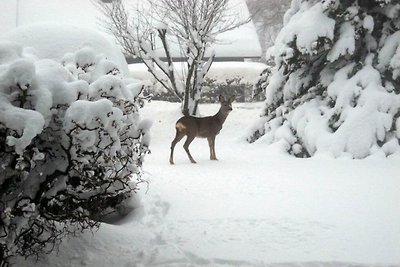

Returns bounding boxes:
[219,95,225,102]
[228,95,236,103]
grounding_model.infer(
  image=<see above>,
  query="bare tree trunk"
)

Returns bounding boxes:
[182,90,191,116]
[192,100,199,115]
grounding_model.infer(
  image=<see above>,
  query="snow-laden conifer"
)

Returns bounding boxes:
[249,0,400,158]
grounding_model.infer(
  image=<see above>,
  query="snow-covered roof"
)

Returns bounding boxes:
[0,0,261,59]
[1,23,130,75]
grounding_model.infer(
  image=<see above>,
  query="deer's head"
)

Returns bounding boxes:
[218,95,236,115]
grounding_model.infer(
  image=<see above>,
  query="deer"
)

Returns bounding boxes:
[169,95,236,164]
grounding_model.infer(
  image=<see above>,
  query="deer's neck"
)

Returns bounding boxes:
[214,109,229,125]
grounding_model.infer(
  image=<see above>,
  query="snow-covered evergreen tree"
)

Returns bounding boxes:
[248,0,400,158]
[0,43,150,265]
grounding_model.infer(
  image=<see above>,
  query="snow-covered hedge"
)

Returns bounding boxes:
[0,42,150,265]
[248,0,400,159]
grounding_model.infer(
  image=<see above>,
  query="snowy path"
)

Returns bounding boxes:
[16,101,400,267]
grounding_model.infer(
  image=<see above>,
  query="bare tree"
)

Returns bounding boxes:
[245,0,290,61]
[96,0,249,115]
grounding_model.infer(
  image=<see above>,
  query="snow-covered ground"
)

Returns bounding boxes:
[15,101,400,267]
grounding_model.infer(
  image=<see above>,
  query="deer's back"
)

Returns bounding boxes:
[176,115,222,138]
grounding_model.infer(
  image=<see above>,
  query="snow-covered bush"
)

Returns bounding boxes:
[248,0,400,158]
[0,42,150,265]
[148,77,264,103]
[202,77,264,103]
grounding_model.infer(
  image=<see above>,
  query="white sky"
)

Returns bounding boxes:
[0,0,261,58]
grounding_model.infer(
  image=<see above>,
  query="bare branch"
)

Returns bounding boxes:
[96,0,247,115]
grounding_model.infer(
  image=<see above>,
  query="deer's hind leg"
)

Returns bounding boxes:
[183,135,197,163]
[170,130,185,164]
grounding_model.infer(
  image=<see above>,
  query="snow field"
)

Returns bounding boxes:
[141,101,400,265]
[15,101,400,267]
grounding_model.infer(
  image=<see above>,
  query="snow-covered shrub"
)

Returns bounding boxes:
[148,77,264,103]
[202,77,264,103]
[0,42,150,265]
[248,0,400,158]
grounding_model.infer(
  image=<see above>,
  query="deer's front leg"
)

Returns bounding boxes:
[208,136,217,160]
